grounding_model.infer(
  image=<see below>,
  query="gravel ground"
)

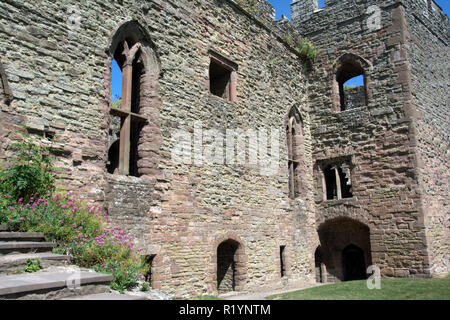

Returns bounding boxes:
[220,282,323,300]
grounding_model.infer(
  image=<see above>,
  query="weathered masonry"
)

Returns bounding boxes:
[0,0,448,298]
[293,0,449,281]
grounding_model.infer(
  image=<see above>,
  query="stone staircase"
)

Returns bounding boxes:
[0,224,144,300]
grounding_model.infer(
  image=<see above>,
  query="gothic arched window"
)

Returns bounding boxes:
[107,22,160,177]
[332,53,372,112]
[286,107,304,199]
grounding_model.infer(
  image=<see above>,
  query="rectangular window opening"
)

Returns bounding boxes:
[210,59,231,99]
[280,246,286,278]
[321,159,353,201]
[209,51,237,102]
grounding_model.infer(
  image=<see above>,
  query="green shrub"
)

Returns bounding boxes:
[3,193,105,243]
[2,192,148,292]
[283,34,317,61]
[93,260,147,293]
[111,98,122,109]
[69,226,148,293]
[141,281,151,292]
[236,0,258,13]
[295,38,317,60]
[0,134,149,293]
[0,135,55,202]
[24,259,41,273]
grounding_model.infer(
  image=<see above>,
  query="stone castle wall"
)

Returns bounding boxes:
[0,0,448,297]
[0,0,317,297]
[404,0,450,275]
[292,0,441,278]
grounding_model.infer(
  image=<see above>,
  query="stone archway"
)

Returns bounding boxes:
[318,217,372,282]
[217,240,238,293]
[213,237,247,294]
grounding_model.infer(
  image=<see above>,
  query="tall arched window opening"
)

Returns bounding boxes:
[332,53,371,112]
[286,107,304,199]
[107,22,160,177]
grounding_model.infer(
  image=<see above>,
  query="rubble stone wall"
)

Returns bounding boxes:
[0,0,316,297]
[292,0,442,278]
[404,0,450,275]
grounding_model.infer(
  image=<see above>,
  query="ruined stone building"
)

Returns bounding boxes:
[0,0,448,297]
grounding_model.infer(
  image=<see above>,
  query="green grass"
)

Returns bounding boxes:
[268,276,450,300]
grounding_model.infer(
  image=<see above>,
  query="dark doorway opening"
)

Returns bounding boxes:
[342,244,367,281]
[317,217,372,282]
[145,254,156,287]
[217,240,238,293]
[107,139,120,174]
[315,246,324,283]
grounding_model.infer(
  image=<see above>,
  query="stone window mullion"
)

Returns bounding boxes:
[334,166,342,200]
[109,40,147,176]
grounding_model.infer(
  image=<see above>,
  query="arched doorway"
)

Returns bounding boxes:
[315,246,325,283]
[342,244,367,281]
[217,240,238,293]
[317,217,372,282]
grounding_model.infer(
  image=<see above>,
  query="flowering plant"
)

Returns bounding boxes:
[0,192,149,292]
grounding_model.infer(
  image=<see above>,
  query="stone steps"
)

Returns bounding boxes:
[0,271,114,300]
[0,226,136,300]
[0,232,46,242]
[0,226,71,275]
[0,241,57,255]
[0,252,71,275]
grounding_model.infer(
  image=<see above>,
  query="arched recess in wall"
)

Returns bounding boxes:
[286,106,305,199]
[210,233,248,295]
[332,53,372,112]
[106,21,162,178]
[0,60,13,105]
[317,217,372,282]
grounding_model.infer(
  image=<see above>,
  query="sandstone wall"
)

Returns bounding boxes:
[404,0,450,275]
[293,0,433,278]
[0,0,316,297]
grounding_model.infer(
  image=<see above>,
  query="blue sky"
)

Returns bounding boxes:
[112,59,121,101]
[265,0,449,88]
[112,1,449,100]
[267,0,449,20]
